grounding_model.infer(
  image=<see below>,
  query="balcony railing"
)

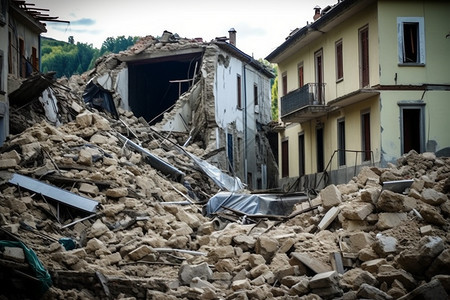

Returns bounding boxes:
[281,83,326,118]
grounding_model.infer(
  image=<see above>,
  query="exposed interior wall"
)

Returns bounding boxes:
[377,1,450,85]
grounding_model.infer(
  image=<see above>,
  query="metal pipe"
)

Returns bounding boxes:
[117,133,185,182]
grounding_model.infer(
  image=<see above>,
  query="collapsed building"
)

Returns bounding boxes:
[0,11,449,300]
[77,30,277,191]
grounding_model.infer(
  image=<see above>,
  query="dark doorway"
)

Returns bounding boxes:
[316,127,324,172]
[127,52,202,124]
[281,140,289,178]
[298,134,305,176]
[402,108,422,153]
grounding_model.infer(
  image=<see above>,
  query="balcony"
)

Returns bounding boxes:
[280,83,329,123]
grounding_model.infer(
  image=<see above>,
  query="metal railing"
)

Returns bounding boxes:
[316,149,374,189]
[281,83,326,117]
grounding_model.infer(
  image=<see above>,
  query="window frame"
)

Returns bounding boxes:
[297,62,304,88]
[337,118,346,166]
[253,83,258,106]
[281,138,289,178]
[335,39,344,82]
[359,25,369,88]
[282,72,288,96]
[397,17,425,65]
[361,110,371,162]
[237,74,242,109]
[398,101,426,154]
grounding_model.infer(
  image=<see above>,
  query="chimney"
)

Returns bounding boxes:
[228,28,236,46]
[313,6,321,21]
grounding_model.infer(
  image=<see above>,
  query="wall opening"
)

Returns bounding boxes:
[399,102,425,154]
[127,52,202,124]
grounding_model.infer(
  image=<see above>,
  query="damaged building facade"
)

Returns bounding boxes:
[0,0,67,143]
[87,30,277,190]
[266,0,450,191]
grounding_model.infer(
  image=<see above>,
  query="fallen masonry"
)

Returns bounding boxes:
[0,105,448,299]
[0,37,449,299]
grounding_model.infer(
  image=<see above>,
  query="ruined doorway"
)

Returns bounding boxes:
[400,103,425,154]
[316,126,324,172]
[127,52,202,124]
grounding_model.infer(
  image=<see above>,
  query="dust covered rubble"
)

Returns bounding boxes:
[1,75,450,299]
[0,106,448,299]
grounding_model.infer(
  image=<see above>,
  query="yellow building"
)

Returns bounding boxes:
[266,0,450,190]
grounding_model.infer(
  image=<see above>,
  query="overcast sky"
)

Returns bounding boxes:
[32,0,336,60]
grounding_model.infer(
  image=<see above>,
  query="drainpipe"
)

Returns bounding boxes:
[243,64,248,185]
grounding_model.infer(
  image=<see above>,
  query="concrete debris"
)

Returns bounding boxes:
[0,37,449,299]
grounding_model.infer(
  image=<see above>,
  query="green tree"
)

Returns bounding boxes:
[271,75,278,120]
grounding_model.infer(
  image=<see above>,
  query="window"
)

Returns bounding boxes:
[316,126,324,172]
[298,62,304,88]
[281,139,289,178]
[0,0,6,26]
[361,111,371,161]
[337,118,346,166]
[237,75,242,109]
[0,50,3,93]
[359,26,369,88]
[282,72,287,96]
[19,38,25,78]
[31,47,38,72]
[298,133,305,176]
[397,17,425,64]
[253,84,258,106]
[335,40,343,81]
[314,49,324,103]
[8,32,12,74]
[399,102,425,154]
[227,133,234,172]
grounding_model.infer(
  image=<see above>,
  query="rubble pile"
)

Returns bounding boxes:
[0,35,448,300]
[0,101,448,299]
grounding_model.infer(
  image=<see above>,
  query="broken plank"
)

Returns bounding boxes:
[291,252,332,274]
[8,173,98,213]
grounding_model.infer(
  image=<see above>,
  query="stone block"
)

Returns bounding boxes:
[0,158,18,169]
[421,189,447,206]
[357,283,393,300]
[361,258,387,273]
[397,279,448,300]
[426,249,450,278]
[373,234,398,257]
[127,245,155,261]
[348,232,374,251]
[79,183,99,196]
[309,270,340,289]
[3,246,25,263]
[419,205,446,226]
[376,212,407,230]
[341,202,374,221]
[231,279,251,291]
[76,112,93,127]
[317,206,340,231]
[179,262,213,285]
[377,190,407,212]
[320,184,342,209]
[255,235,279,261]
[106,187,128,198]
[290,252,332,274]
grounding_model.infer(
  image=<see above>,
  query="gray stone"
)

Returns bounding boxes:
[426,249,450,278]
[3,246,25,263]
[421,189,447,206]
[179,262,213,285]
[397,279,448,300]
[357,283,393,300]
[309,270,340,289]
[373,234,398,257]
